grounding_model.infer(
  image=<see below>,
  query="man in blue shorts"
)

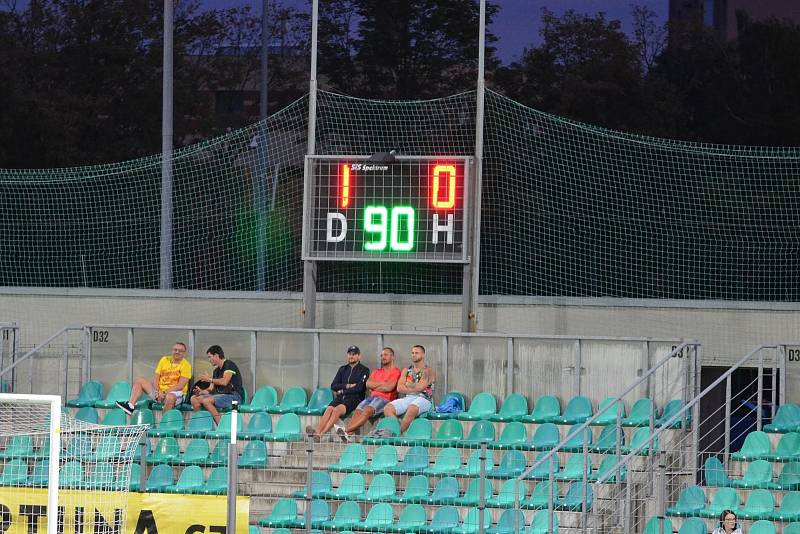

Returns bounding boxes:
[190,345,244,425]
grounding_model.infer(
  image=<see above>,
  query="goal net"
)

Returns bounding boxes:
[0,394,148,533]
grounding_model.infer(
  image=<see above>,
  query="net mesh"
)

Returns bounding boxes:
[0,397,147,532]
[2,89,800,300]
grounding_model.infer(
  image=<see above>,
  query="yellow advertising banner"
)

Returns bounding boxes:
[0,487,250,533]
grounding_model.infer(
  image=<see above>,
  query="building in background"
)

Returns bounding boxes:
[670,0,800,40]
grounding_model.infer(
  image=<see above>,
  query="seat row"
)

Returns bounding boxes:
[733,431,800,463]
[669,484,800,522]
[765,404,800,434]
[705,457,800,491]
[261,499,560,534]
[645,516,790,534]
[143,437,268,468]
[136,463,228,494]
[297,470,597,510]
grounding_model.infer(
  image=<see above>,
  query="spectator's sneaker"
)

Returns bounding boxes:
[332,422,345,435]
[115,401,134,416]
[336,426,349,443]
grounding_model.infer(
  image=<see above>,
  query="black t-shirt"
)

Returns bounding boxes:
[213,359,244,398]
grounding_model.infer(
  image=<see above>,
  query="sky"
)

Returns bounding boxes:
[204,0,669,64]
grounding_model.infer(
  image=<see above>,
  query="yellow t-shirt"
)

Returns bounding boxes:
[154,356,193,395]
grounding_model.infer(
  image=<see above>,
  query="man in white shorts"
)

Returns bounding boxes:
[384,344,435,433]
[117,342,192,414]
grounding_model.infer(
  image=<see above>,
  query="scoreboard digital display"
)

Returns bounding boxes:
[302,155,473,262]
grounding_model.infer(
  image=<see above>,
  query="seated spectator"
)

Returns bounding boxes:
[338,347,401,442]
[190,345,244,424]
[307,345,370,439]
[117,342,192,414]
[384,345,435,433]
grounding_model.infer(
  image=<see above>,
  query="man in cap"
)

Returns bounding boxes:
[308,345,370,439]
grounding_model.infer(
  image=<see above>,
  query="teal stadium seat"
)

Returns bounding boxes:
[270,387,307,414]
[94,380,131,409]
[454,478,493,506]
[749,520,777,534]
[701,486,740,517]
[593,455,626,482]
[130,407,155,427]
[488,450,528,479]
[489,393,529,422]
[771,491,800,522]
[0,458,28,485]
[740,489,775,520]
[561,424,593,453]
[176,439,210,465]
[147,436,180,464]
[519,395,561,424]
[392,474,430,504]
[452,508,492,534]
[656,400,687,428]
[765,432,800,462]
[529,422,560,451]
[59,460,83,488]
[421,505,460,534]
[179,411,215,438]
[554,453,592,481]
[459,448,495,477]
[461,420,495,447]
[206,412,245,439]
[642,516,673,534]
[145,463,173,492]
[593,396,626,426]
[593,425,625,453]
[556,395,592,425]
[732,431,772,461]
[317,500,360,530]
[622,398,655,427]
[525,452,560,480]
[90,435,122,461]
[0,435,33,459]
[391,418,432,446]
[292,471,332,499]
[665,485,706,517]
[732,459,773,489]
[488,421,528,450]
[295,388,334,415]
[74,406,100,424]
[557,481,593,511]
[329,443,367,472]
[457,392,497,421]
[487,479,526,508]
[621,427,659,455]
[389,446,429,474]
[764,404,800,433]
[424,447,462,476]
[678,517,708,534]
[428,419,464,446]
[66,380,103,407]
[523,480,557,510]
[207,440,230,466]
[29,459,50,487]
[485,509,526,534]
[63,436,93,459]
[385,504,427,533]
[529,510,558,534]
[704,456,732,487]
[364,472,397,501]
[148,408,183,437]
[425,476,459,505]
[427,391,466,420]
[101,408,128,426]
[295,500,330,528]
[329,472,365,499]
[363,417,401,444]
[129,463,141,491]
[200,466,228,495]
[238,412,272,440]
[357,502,395,531]
[239,386,278,413]
[168,465,205,494]
[263,412,301,442]
[259,498,297,528]
[238,440,268,468]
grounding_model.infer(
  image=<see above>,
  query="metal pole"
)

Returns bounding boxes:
[250,331,258,394]
[582,427,589,534]
[574,339,582,396]
[160,0,174,289]
[724,375,731,471]
[442,336,449,395]
[255,0,270,292]
[547,455,555,533]
[302,0,320,327]
[478,443,487,534]
[313,332,320,389]
[465,0,486,333]
[657,463,666,534]
[227,401,239,532]
[692,345,701,481]
[757,349,764,430]
[127,328,134,385]
[305,436,314,534]
[779,345,786,405]
[506,338,514,397]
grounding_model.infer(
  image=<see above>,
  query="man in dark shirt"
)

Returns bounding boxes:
[308,345,369,439]
[190,345,244,425]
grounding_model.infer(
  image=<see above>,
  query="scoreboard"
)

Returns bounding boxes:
[302,155,473,262]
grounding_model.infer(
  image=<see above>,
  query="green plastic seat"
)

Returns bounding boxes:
[148,409,184,437]
[362,444,399,473]
[90,435,122,461]
[238,412,272,440]
[295,388,334,415]
[29,459,50,487]
[529,510,558,534]
[772,462,800,490]
[557,481,592,511]
[239,440,268,468]
[622,398,655,427]
[621,427,659,455]
[427,392,466,420]
[425,476,459,505]
[74,406,100,424]
[292,470,332,499]
[765,432,800,462]
[259,498,298,528]
[556,395,592,425]
[270,387,307,414]
[487,478,526,508]
[523,480,558,510]
[364,472,397,501]
[460,419,495,447]
[593,396,626,426]
[525,452,560,480]
[130,408,155,427]
[0,435,33,459]
[459,448,495,477]
[786,523,800,534]
[0,458,28,485]
[488,421,528,450]
[677,517,707,534]
[700,486,740,517]
[731,459,773,489]
[144,463,173,492]
[147,436,180,464]
[740,489,775,520]
[592,425,625,453]
[128,463,142,491]
[132,439,151,462]
[249,526,261,534]
[749,520,777,534]
[296,499,330,528]
[489,393,529,422]
[424,447,462,475]
[357,502,394,531]
[771,490,800,522]
[385,504,427,533]
[488,450,528,479]
[393,418,433,446]
[656,400,688,428]
[642,516,673,534]
[458,392,497,421]
[200,466,228,494]
[264,412,301,442]
[389,445,430,474]
[329,443,367,472]
[704,456,732,487]
[329,472,365,499]
[454,478,493,506]
[59,460,83,488]
[764,404,800,433]
[392,474,430,503]
[519,395,561,424]
[592,455,626,482]
[453,508,493,534]
[95,380,131,409]
[176,439,210,465]
[67,380,104,407]
[363,417,402,444]
[206,412,244,438]
[168,465,205,494]
[420,505,460,534]
[240,386,278,413]
[529,422,560,451]
[732,431,772,461]
[554,453,592,481]
[317,500,360,530]
[665,485,706,516]
[428,419,464,446]
[208,440,230,466]
[63,436,93,459]
[561,424,593,453]
[102,408,128,426]
[485,509,526,534]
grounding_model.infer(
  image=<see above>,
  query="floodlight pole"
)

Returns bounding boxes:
[302,0,320,327]
[255,0,270,292]
[463,0,486,333]
[160,0,174,290]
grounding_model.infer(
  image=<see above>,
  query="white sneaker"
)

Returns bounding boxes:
[336,426,349,443]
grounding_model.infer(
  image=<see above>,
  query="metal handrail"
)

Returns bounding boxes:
[0,326,82,379]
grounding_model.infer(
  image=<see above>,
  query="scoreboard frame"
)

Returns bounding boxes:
[301,154,474,263]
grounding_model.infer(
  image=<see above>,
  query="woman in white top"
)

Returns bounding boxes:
[711,510,743,534]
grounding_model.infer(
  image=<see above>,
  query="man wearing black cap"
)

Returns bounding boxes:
[308,345,370,439]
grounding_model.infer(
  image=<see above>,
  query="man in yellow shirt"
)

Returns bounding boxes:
[117,342,193,414]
